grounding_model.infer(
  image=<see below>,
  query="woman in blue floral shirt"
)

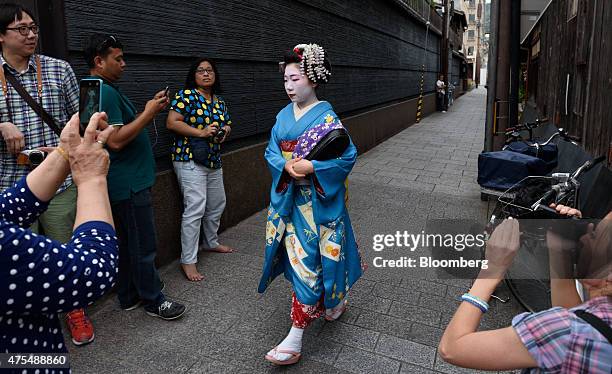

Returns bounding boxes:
[166,58,235,282]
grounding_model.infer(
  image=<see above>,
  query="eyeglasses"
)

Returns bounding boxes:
[196,68,215,75]
[6,24,39,36]
[97,35,119,51]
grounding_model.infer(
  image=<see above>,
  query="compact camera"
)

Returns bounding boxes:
[17,149,47,168]
[213,128,226,143]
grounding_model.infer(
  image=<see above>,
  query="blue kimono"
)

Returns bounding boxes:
[258,101,363,309]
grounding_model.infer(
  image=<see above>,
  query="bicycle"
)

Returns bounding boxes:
[485,156,606,312]
[479,126,579,202]
[502,117,548,146]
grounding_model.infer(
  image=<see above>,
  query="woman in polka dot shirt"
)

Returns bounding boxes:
[0,113,118,368]
[166,58,235,282]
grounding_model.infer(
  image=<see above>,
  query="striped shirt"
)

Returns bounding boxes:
[512,296,612,373]
[0,54,79,193]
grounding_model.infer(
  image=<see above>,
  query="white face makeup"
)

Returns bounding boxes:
[284,63,316,105]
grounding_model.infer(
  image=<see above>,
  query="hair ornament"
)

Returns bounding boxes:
[293,43,332,84]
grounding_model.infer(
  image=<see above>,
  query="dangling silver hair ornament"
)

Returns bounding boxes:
[294,43,331,83]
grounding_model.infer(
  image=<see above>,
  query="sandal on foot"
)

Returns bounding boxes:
[264,347,301,366]
[325,302,347,322]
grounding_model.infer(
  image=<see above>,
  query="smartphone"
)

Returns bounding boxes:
[164,85,170,98]
[79,78,103,135]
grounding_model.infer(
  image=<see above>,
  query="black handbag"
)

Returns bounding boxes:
[305,128,349,161]
[293,121,350,161]
[189,137,212,166]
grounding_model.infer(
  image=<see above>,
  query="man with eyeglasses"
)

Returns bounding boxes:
[82,33,186,320]
[0,3,97,346]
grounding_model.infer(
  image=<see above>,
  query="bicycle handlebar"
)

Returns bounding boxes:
[505,117,549,134]
[530,156,605,216]
[571,155,606,179]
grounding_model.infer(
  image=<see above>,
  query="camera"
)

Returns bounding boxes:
[17,149,47,168]
[548,218,594,241]
[213,128,226,143]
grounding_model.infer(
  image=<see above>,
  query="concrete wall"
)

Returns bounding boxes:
[152,93,437,265]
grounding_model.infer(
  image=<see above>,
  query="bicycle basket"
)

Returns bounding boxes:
[497,176,553,218]
[477,151,551,190]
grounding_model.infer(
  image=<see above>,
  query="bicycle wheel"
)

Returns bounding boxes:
[505,278,551,312]
[488,179,555,312]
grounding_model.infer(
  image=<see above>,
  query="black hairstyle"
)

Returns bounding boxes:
[283,50,303,66]
[0,2,37,34]
[82,33,124,68]
[184,57,222,95]
[281,44,332,84]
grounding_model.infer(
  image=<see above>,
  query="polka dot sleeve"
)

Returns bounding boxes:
[0,177,50,228]
[1,221,118,314]
[169,89,191,117]
[218,97,233,127]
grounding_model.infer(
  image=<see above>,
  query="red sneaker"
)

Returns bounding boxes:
[66,309,95,346]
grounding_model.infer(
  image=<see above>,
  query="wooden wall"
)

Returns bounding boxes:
[525,0,612,162]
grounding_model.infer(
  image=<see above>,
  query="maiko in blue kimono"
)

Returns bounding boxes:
[262,43,363,367]
[258,100,363,311]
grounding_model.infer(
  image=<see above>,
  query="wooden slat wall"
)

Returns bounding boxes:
[62,0,441,163]
[583,0,612,158]
[528,0,611,160]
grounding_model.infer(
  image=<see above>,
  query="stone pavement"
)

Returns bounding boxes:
[68,87,523,373]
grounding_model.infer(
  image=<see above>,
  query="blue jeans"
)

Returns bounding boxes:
[112,188,164,307]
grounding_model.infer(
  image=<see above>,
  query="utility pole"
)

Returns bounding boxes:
[484,0,499,152]
[508,0,521,130]
[492,0,511,150]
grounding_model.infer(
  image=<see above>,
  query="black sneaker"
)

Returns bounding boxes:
[121,281,164,311]
[120,299,142,311]
[145,299,186,320]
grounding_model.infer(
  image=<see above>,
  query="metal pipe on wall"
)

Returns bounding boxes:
[492,0,511,151]
[441,0,450,95]
[508,0,521,127]
[582,0,598,152]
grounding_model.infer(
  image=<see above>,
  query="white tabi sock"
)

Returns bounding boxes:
[267,326,304,361]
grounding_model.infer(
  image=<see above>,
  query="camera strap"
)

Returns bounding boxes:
[0,55,62,136]
[574,310,612,344]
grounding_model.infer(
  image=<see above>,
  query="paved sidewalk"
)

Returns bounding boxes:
[68,88,522,373]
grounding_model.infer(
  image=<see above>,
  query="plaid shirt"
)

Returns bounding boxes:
[0,54,79,193]
[512,296,612,373]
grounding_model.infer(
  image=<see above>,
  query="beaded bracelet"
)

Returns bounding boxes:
[56,146,69,162]
[460,293,489,313]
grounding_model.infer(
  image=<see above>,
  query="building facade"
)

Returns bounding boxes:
[458,0,487,86]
